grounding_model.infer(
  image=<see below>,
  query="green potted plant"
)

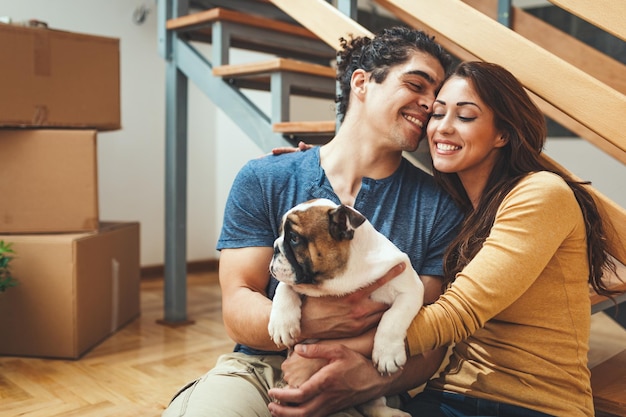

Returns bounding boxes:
[0,240,17,292]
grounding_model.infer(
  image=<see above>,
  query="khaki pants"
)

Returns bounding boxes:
[162,352,400,417]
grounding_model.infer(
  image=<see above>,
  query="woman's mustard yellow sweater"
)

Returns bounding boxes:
[407,171,594,416]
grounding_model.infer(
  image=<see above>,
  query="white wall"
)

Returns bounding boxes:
[2,1,623,267]
[545,138,625,208]
[1,0,267,266]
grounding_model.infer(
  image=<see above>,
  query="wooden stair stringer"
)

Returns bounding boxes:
[374,0,626,158]
[371,0,626,165]
[268,0,372,50]
[547,0,626,41]
[463,0,626,95]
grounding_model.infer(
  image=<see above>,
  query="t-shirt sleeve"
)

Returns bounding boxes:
[419,195,464,277]
[216,162,276,250]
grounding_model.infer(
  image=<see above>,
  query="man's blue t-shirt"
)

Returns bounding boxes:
[217,147,463,355]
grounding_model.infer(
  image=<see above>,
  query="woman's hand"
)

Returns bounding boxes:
[272,141,314,155]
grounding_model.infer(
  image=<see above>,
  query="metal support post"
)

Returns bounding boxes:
[159,0,194,325]
[498,0,512,27]
[336,0,358,20]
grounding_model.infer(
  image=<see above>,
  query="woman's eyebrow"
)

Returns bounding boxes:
[434,99,482,110]
[457,101,481,109]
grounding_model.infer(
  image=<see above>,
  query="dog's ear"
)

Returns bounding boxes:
[328,205,366,241]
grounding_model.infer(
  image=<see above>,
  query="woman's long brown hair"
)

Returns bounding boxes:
[433,61,619,298]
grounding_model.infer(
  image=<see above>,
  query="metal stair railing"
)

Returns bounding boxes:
[158,0,290,324]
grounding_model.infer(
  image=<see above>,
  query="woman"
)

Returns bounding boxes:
[402,61,620,417]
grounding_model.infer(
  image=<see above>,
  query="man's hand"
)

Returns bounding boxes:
[281,349,329,389]
[268,344,389,417]
[298,263,406,341]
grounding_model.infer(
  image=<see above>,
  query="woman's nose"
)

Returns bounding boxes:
[437,115,454,134]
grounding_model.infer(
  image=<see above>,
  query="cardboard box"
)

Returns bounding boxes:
[0,222,140,359]
[0,129,99,234]
[0,24,120,130]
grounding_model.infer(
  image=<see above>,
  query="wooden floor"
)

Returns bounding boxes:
[1,270,625,417]
[0,271,233,417]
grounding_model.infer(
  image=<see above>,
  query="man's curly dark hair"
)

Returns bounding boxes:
[335,26,452,122]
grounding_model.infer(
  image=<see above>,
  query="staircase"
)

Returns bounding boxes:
[158,0,626,414]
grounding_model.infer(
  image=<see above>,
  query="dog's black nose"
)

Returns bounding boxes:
[295,264,316,285]
[295,274,314,285]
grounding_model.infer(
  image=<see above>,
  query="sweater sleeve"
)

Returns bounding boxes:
[406,172,582,356]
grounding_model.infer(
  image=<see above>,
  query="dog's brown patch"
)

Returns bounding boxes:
[285,205,351,284]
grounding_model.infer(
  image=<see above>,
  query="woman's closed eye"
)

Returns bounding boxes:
[431,112,477,122]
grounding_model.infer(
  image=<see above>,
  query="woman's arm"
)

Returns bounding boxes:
[406,173,583,356]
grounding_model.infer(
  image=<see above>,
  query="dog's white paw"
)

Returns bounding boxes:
[269,282,303,348]
[372,340,407,375]
[268,313,301,348]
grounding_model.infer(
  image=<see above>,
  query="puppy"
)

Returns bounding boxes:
[269,198,424,417]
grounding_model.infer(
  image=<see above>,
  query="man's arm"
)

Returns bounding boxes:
[219,247,281,351]
[219,248,401,351]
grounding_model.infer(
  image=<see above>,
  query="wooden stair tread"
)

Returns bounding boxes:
[212,58,336,78]
[273,120,336,134]
[590,261,626,307]
[591,349,626,415]
[547,0,625,42]
[166,7,335,63]
[591,282,626,307]
[213,59,336,99]
[167,7,318,40]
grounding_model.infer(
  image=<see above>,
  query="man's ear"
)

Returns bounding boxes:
[351,69,368,98]
[328,205,366,241]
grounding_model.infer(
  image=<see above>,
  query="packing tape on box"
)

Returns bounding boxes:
[33,30,51,76]
[111,258,120,333]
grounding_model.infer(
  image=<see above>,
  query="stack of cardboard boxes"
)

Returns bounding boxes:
[0,23,140,359]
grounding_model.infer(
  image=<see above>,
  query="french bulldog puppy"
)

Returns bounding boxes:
[269,198,424,417]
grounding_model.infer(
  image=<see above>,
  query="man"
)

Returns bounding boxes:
[162,26,463,417]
